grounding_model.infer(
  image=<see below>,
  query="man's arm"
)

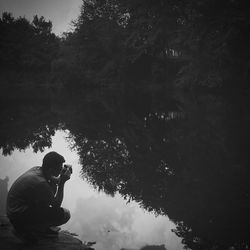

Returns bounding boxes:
[53,179,66,207]
[52,169,71,207]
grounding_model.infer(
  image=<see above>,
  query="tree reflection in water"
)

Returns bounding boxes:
[1,89,250,249]
[0,95,59,155]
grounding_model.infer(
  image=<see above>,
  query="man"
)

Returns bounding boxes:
[7,151,72,242]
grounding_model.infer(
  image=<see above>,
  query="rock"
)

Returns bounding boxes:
[0,216,94,250]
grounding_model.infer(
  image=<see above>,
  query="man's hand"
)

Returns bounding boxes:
[60,165,72,183]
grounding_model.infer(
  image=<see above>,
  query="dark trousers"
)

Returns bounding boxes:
[10,206,68,232]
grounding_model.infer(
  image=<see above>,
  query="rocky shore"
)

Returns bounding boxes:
[0,216,94,250]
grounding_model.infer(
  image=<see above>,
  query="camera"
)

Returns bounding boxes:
[61,164,73,175]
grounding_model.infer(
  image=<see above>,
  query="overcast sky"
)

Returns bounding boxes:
[0,0,82,35]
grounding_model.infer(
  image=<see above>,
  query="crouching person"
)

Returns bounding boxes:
[7,151,72,242]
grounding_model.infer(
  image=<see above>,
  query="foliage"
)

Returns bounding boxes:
[0,95,59,155]
[1,1,249,89]
[0,12,59,71]
[1,86,250,249]
[1,2,250,248]
[65,0,126,87]
[57,0,250,89]
[61,90,250,249]
[121,0,250,88]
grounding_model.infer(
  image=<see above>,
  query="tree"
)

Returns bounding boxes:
[61,90,250,249]
[0,12,59,71]
[0,96,59,155]
[59,0,250,90]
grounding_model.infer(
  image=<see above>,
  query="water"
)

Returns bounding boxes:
[1,88,250,250]
[0,130,183,250]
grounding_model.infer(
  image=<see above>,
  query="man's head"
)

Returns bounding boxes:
[42,151,65,177]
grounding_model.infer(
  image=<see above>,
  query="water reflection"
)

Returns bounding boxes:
[0,130,182,250]
[1,89,250,249]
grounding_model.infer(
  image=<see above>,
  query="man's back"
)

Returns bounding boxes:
[6,152,71,241]
[7,166,54,220]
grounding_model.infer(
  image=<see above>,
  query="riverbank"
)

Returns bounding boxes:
[0,216,94,250]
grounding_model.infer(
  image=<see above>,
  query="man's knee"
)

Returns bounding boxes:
[62,208,71,223]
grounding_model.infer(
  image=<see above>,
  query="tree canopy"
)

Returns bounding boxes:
[1,1,249,90]
[0,12,59,71]
[56,0,250,90]
[1,85,250,249]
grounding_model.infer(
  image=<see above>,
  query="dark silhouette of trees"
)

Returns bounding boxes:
[1,86,250,249]
[2,1,249,90]
[0,96,59,155]
[51,0,127,89]
[122,0,250,89]
[0,12,59,71]
[60,90,250,250]
[56,0,250,90]
[1,2,250,249]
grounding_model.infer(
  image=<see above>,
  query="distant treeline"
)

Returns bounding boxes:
[1,0,250,90]
[0,12,59,71]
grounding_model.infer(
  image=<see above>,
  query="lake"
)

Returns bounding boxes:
[1,87,250,250]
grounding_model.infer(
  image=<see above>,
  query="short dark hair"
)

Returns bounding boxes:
[42,151,65,169]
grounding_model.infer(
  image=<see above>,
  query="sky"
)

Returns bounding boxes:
[0,130,184,250]
[0,0,82,35]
